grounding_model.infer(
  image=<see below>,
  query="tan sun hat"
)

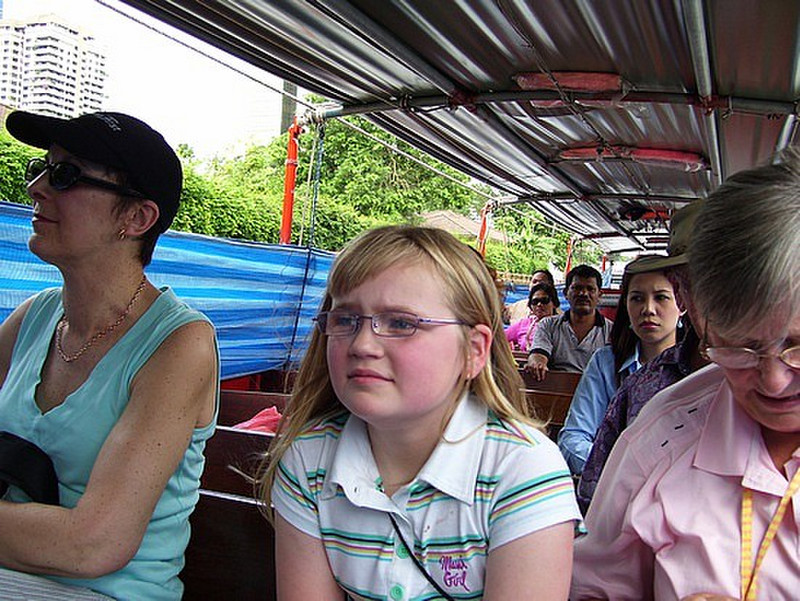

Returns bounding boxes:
[626,199,704,273]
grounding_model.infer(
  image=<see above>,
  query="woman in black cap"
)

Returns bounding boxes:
[0,111,218,600]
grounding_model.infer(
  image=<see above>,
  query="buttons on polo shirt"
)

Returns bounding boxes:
[396,541,410,559]
[389,584,405,600]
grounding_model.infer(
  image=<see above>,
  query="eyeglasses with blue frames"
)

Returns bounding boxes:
[314,311,466,338]
[25,157,147,199]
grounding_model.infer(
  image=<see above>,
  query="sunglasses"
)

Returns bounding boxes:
[529,297,552,306]
[25,157,146,199]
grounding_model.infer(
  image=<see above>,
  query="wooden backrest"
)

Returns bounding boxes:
[184,426,277,599]
[218,390,290,427]
[512,350,529,369]
[183,490,276,601]
[201,425,273,496]
[258,369,299,393]
[519,370,582,439]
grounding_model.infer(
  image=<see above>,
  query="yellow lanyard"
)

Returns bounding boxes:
[740,469,800,600]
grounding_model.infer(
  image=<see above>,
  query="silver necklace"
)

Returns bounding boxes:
[55,275,148,363]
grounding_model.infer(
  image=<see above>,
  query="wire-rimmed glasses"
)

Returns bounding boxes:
[314,311,466,338]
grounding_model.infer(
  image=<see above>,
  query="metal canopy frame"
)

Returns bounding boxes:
[120,0,799,253]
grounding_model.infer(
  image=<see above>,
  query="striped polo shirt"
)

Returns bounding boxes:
[272,393,581,600]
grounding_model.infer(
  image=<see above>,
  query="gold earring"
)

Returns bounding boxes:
[118,228,127,240]
[465,359,474,381]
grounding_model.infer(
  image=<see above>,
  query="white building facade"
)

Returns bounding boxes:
[0,15,106,118]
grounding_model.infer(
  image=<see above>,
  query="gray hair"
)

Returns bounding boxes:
[689,148,800,340]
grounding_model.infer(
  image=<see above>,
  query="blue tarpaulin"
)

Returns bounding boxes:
[0,201,334,380]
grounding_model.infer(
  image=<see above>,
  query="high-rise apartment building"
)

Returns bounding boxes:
[0,14,106,119]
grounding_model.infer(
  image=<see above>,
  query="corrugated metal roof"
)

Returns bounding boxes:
[120,0,799,252]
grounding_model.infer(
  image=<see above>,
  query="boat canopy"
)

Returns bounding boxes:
[120,0,799,253]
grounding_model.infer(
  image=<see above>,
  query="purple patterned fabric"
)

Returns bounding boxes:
[576,327,698,514]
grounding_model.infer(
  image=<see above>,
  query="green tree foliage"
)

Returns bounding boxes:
[171,142,285,242]
[200,116,486,251]
[312,116,481,219]
[481,205,601,277]
[0,128,39,205]
[298,194,387,250]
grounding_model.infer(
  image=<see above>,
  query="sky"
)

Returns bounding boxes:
[3,0,288,159]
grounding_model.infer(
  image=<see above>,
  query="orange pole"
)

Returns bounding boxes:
[565,238,573,274]
[477,202,491,256]
[279,117,303,244]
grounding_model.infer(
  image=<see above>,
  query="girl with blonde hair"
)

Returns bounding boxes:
[260,225,580,601]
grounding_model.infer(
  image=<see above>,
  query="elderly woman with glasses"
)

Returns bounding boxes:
[0,111,218,600]
[570,152,800,600]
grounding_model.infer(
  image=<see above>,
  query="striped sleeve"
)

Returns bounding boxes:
[272,443,324,538]
[486,424,581,550]
[271,421,342,539]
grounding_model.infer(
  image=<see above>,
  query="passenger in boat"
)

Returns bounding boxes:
[506,268,556,323]
[260,225,580,601]
[577,201,709,513]
[0,111,218,600]
[571,152,800,600]
[557,255,682,476]
[526,265,612,380]
[504,282,559,352]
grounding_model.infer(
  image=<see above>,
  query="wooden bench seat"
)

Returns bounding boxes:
[218,390,290,427]
[183,490,276,601]
[201,425,273,496]
[519,370,582,440]
[258,369,299,393]
[184,427,277,599]
[512,349,529,369]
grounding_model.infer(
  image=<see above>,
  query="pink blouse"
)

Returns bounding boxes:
[572,365,800,600]
[504,315,539,352]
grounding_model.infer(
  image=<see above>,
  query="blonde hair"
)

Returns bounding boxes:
[257,225,535,519]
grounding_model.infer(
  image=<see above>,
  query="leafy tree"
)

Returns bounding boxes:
[173,159,283,242]
[296,193,387,250]
[207,143,285,199]
[171,166,219,234]
[484,205,601,277]
[311,116,482,218]
[0,128,39,205]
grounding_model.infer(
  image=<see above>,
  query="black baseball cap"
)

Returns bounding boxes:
[6,110,182,233]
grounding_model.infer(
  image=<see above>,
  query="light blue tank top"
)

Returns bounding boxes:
[0,287,219,600]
